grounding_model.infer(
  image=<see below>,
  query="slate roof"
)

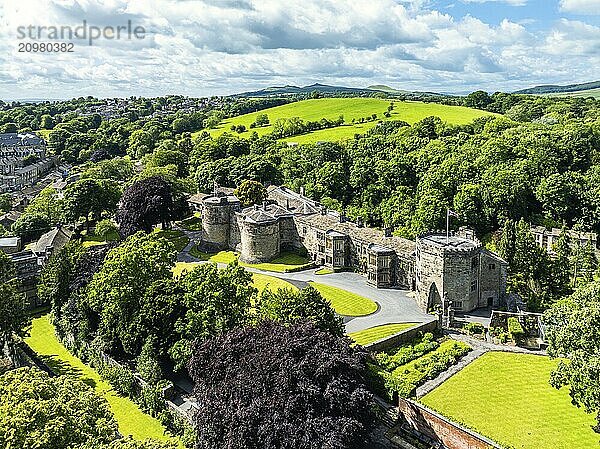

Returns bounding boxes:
[0,133,44,147]
[33,227,73,255]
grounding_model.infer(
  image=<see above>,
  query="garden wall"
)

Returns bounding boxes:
[398,398,501,449]
[364,319,438,352]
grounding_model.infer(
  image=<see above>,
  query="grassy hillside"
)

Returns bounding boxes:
[193,98,495,143]
[548,88,600,99]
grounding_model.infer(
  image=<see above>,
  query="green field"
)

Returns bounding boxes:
[347,323,418,346]
[192,250,312,273]
[547,88,600,99]
[193,98,495,143]
[25,315,176,444]
[308,282,377,316]
[420,352,598,449]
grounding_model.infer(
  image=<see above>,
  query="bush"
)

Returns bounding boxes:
[95,219,119,240]
[137,339,162,385]
[464,322,485,335]
[97,362,137,397]
[508,317,525,344]
[375,333,439,371]
[383,340,471,399]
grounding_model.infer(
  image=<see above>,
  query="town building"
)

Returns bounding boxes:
[0,133,57,192]
[530,225,598,254]
[199,185,508,313]
[0,236,21,254]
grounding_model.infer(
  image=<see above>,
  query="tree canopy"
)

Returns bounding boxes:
[189,321,375,449]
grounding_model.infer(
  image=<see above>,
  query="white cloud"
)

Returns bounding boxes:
[461,0,528,5]
[0,0,597,99]
[559,0,600,14]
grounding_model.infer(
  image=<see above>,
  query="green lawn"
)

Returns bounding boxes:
[81,231,120,248]
[348,323,418,346]
[24,315,176,444]
[315,267,334,275]
[193,98,496,143]
[172,262,296,293]
[154,229,190,252]
[178,215,202,231]
[308,282,377,316]
[420,352,599,449]
[194,250,312,273]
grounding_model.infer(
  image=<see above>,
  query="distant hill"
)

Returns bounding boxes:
[515,80,600,96]
[235,83,381,97]
[366,84,409,93]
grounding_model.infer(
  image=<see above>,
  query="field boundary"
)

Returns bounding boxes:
[364,319,438,352]
[398,398,502,449]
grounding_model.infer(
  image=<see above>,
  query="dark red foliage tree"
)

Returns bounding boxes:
[189,321,376,449]
[116,176,174,236]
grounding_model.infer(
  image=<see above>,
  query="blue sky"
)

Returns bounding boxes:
[0,0,599,99]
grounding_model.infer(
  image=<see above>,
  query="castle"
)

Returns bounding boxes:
[198,185,507,313]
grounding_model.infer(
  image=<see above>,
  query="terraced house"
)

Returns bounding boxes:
[199,185,508,314]
[0,132,56,191]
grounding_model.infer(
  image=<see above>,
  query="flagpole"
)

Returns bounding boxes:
[446,208,449,244]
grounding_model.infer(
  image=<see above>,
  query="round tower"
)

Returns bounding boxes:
[202,194,239,248]
[239,206,280,263]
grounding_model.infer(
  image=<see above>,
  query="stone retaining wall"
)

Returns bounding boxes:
[398,398,501,449]
[364,319,439,353]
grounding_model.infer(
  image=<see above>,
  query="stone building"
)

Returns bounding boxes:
[0,133,56,192]
[199,185,507,313]
[415,232,507,313]
[530,225,598,254]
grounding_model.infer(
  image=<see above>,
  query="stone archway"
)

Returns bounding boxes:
[428,282,442,311]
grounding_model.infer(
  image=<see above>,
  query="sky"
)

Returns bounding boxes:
[0,0,599,99]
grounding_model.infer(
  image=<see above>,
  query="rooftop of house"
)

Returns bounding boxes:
[240,202,293,224]
[33,226,73,255]
[0,133,44,147]
[531,225,597,240]
[0,236,20,247]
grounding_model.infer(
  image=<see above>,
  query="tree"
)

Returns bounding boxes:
[233,179,267,206]
[254,113,269,127]
[1,123,17,133]
[87,232,177,354]
[11,211,51,242]
[95,219,119,240]
[189,321,375,449]
[256,286,343,337]
[40,114,54,130]
[144,147,189,177]
[544,282,600,432]
[464,90,493,110]
[83,438,177,449]
[0,252,27,359]
[64,179,121,229]
[0,194,11,213]
[0,367,118,449]
[116,176,175,237]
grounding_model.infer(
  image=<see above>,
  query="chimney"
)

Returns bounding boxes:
[384,227,392,237]
[356,217,363,228]
[339,214,345,223]
[262,201,268,211]
[286,199,291,210]
[254,204,259,211]
[299,186,305,197]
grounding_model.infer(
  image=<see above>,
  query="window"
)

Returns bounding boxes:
[326,256,332,264]
[488,263,496,270]
[471,257,478,270]
[335,240,344,251]
[452,301,463,310]
[334,256,344,267]
[318,245,325,253]
[317,231,325,240]
[326,239,332,249]
[302,227,307,236]
[470,279,478,292]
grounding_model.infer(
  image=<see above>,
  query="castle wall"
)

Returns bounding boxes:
[479,252,507,308]
[415,242,445,312]
[443,250,480,312]
[202,203,230,248]
[240,221,280,263]
[279,216,299,251]
[229,213,242,251]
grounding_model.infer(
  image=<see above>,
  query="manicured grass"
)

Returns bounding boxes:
[154,229,189,252]
[420,352,599,449]
[172,262,296,293]
[189,245,211,260]
[348,323,418,346]
[251,273,298,293]
[315,267,334,275]
[198,250,312,273]
[24,315,176,444]
[81,231,120,247]
[193,98,496,143]
[308,282,377,316]
[178,215,202,231]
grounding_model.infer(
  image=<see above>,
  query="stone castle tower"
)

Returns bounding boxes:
[415,231,507,313]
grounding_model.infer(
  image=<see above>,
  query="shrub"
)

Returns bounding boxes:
[464,322,485,335]
[137,338,162,385]
[95,219,119,240]
[508,317,525,344]
[383,340,471,399]
[97,362,137,397]
[375,333,439,371]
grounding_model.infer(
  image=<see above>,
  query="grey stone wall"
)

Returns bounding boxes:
[240,221,280,263]
[415,241,445,312]
[202,203,231,248]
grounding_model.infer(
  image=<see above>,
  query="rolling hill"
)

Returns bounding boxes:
[193,97,496,143]
[235,83,381,97]
[515,80,600,98]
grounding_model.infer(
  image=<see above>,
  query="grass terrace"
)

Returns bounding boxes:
[191,249,313,273]
[25,315,177,444]
[81,230,120,248]
[308,282,377,316]
[154,229,190,252]
[420,352,599,449]
[348,323,418,346]
[178,214,203,231]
